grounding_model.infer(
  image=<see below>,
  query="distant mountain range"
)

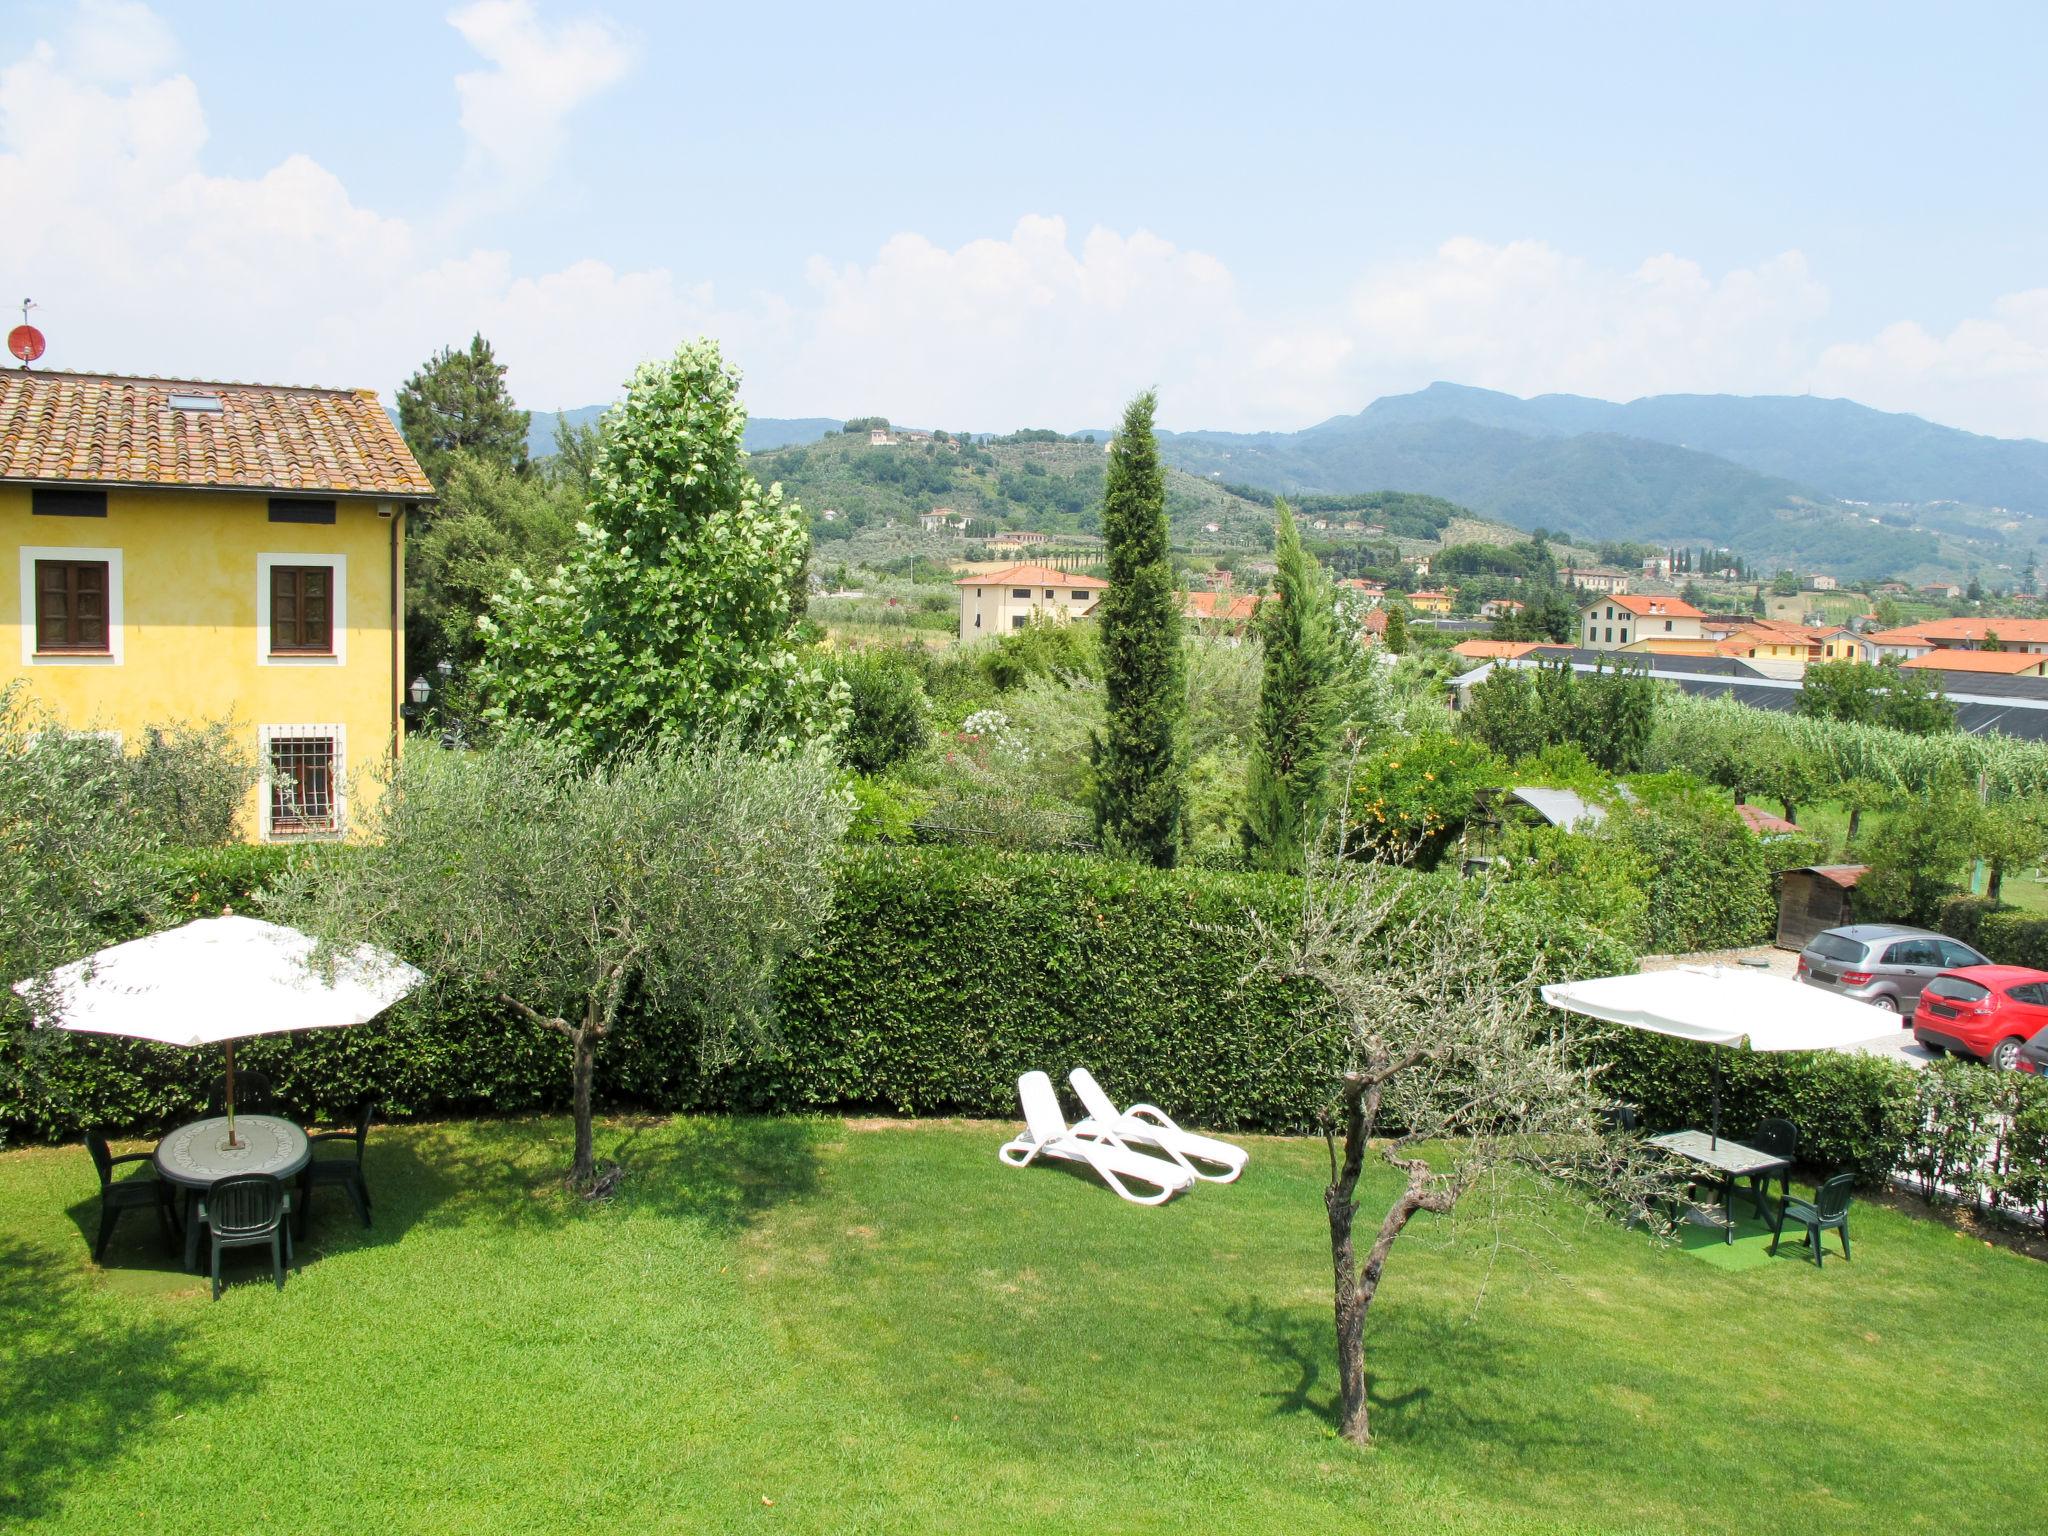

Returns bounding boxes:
[521,385,2048,583]
[526,405,838,457]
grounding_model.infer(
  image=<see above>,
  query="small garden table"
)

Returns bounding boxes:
[155,1115,310,1273]
[1650,1130,1791,1244]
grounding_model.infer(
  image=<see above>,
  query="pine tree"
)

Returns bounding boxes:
[397,333,531,487]
[1091,390,1185,866]
[1243,500,1342,869]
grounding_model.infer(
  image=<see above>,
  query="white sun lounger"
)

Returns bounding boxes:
[1068,1067,1249,1184]
[997,1071,1194,1206]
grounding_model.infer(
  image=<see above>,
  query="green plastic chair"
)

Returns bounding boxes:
[297,1098,374,1236]
[1770,1171,1855,1267]
[1742,1117,1799,1217]
[85,1131,177,1262]
[199,1173,293,1300]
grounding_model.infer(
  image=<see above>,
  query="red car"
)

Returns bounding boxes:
[1912,966,2048,1070]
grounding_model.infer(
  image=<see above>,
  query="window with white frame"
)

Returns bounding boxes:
[256,554,346,665]
[19,546,123,665]
[261,725,345,839]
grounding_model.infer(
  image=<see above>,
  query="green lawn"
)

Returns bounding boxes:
[4,1116,2044,1534]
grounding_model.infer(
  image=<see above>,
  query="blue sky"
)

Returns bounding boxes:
[3,1,2044,437]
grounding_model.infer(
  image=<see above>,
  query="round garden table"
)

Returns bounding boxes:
[155,1115,309,1273]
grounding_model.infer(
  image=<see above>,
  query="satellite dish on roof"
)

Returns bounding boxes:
[10,299,43,366]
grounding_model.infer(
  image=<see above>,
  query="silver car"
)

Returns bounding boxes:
[1795,924,1989,1018]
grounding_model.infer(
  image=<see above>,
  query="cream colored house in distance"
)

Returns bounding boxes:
[1579,594,1705,650]
[956,563,1108,641]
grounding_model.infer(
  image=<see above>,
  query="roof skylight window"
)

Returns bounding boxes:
[167,391,224,412]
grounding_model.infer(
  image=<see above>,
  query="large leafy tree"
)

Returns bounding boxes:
[1799,659,1954,736]
[277,733,850,1188]
[1091,391,1185,865]
[397,333,531,486]
[405,455,581,721]
[1243,500,1343,868]
[476,340,832,757]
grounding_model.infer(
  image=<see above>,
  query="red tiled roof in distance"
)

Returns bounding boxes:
[1873,617,2048,646]
[953,563,1108,589]
[1898,649,2048,674]
[1581,594,1705,619]
[1452,639,1542,660]
[0,370,434,498]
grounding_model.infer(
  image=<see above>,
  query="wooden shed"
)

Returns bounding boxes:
[1774,865,1868,951]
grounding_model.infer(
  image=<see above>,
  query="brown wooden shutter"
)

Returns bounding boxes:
[270,566,334,652]
[33,560,109,652]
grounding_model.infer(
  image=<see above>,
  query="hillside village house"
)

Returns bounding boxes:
[1407,589,1453,614]
[1866,616,2048,661]
[955,563,1106,640]
[1479,597,1525,619]
[1182,590,1269,632]
[1,370,432,841]
[1567,567,1632,595]
[1579,593,1705,650]
[1806,574,1838,591]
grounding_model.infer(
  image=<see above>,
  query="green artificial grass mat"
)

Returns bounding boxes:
[3,1116,2044,1535]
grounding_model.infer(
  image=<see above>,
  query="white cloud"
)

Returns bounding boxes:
[3,5,2045,446]
[786,216,1253,428]
[62,0,178,85]
[447,0,630,189]
[1812,291,2048,441]
[1337,238,1832,405]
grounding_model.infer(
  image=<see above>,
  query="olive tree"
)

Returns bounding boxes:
[1250,844,1674,1446]
[0,686,161,1000]
[277,732,851,1187]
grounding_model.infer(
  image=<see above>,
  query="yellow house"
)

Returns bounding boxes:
[1,370,434,840]
[955,563,1107,641]
[1407,589,1453,614]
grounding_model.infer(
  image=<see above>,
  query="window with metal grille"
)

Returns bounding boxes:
[267,736,338,836]
[269,565,333,652]
[34,559,109,652]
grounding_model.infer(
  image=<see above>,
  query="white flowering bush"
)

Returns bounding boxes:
[477,339,841,756]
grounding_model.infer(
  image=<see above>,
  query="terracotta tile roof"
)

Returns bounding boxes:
[1871,617,2048,646]
[1452,639,1542,660]
[0,370,433,498]
[1584,594,1703,619]
[1182,590,1269,622]
[1736,803,1801,836]
[1898,648,2048,674]
[953,562,1108,589]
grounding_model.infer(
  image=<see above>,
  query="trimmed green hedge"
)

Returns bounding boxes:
[4,845,1628,1141]
[23,842,2046,1212]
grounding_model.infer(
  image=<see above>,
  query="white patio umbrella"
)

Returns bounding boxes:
[14,916,424,1149]
[1540,965,1902,1146]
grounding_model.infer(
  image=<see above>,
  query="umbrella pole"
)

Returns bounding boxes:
[224,1039,240,1150]
[1711,1058,1721,1149]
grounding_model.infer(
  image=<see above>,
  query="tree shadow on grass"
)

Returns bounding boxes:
[282,1113,826,1260]
[1222,1297,1428,1431]
[0,1238,248,1526]
[58,1115,827,1284]
[1222,1294,1604,1458]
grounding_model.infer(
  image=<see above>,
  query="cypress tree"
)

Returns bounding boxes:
[1243,500,1343,869]
[1092,390,1185,866]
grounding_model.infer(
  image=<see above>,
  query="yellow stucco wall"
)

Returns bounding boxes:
[2,484,402,839]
